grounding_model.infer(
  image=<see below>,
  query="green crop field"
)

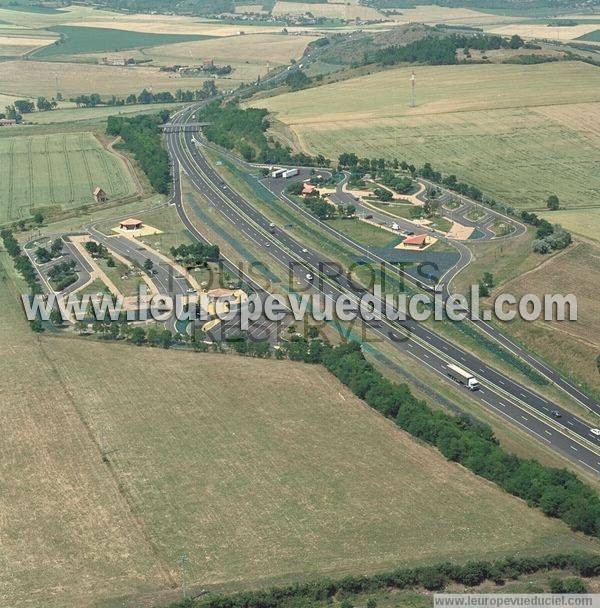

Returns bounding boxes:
[32,25,212,58]
[0,132,135,223]
[1,251,597,608]
[577,29,600,41]
[256,62,600,211]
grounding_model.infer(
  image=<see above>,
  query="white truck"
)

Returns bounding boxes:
[447,364,480,391]
[270,168,286,178]
[282,168,299,179]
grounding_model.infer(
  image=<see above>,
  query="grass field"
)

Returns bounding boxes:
[0,32,56,56]
[0,60,211,98]
[0,253,171,608]
[497,240,600,393]
[136,32,317,68]
[487,22,600,41]
[0,132,135,223]
[540,207,600,241]
[256,62,600,210]
[578,29,600,41]
[328,217,401,247]
[1,256,598,608]
[387,4,518,26]
[32,25,212,59]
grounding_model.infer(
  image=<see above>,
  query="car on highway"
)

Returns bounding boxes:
[552,410,562,418]
[305,273,314,281]
[302,248,308,253]
[591,428,600,436]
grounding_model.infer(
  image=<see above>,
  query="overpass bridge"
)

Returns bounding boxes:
[160,122,210,134]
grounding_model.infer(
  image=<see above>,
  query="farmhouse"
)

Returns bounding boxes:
[93,187,108,203]
[119,218,143,231]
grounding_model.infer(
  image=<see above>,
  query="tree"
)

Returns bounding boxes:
[106,256,116,268]
[36,97,53,112]
[287,181,305,196]
[50,238,63,257]
[374,187,393,202]
[36,247,52,263]
[482,272,494,288]
[33,212,44,225]
[509,34,524,49]
[130,327,146,345]
[338,153,359,168]
[562,578,587,593]
[30,319,44,333]
[14,99,34,114]
[285,69,310,91]
[75,320,88,334]
[158,329,172,349]
[49,308,63,327]
[5,104,21,122]
[143,258,154,272]
[547,194,559,210]
[536,219,554,239]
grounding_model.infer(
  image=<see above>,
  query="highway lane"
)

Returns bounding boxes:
[258,165,600,418]
[165,120,600,473]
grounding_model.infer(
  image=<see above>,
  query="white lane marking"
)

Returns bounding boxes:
[545,430,552,435]
[570,445,578,451]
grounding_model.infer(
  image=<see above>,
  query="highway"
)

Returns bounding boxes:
[164,105,600,474]
[258,165,600,419]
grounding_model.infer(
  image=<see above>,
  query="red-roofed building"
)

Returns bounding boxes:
[92,187,107,203]
[301,183,315,196]
[403,234,427,249]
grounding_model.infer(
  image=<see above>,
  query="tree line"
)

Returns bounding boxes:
[106,112,171,194]
[371,33,524,66]
[74,80,218,108]
[197,100,331,166]
[170,242,220,268]
[169,552,600,608]
[1,229,45,332]
[315,341,600,537]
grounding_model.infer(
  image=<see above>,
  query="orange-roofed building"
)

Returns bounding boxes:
[119,218,143,231]
[301,183,315,196]
[403,234,427,249]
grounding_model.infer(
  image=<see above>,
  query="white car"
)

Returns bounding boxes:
[302,248,308,253]
[305,273,314,281]
[590,428,600,436]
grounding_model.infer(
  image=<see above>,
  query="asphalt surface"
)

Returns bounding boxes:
[165,105,600,474]
[259,167,600,421]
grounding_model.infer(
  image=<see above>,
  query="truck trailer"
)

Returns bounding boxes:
[282,168,299,179]
[447,364,480,391]
[270,168,286,178]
